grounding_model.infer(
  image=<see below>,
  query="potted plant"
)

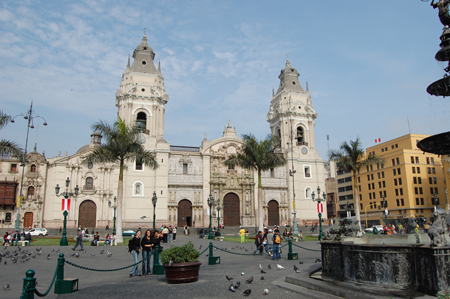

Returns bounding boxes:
[160,241,201,283]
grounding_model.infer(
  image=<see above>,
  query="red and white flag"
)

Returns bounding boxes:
[62,198,70,211]
[375,138,381,143]
[317,203,323,213]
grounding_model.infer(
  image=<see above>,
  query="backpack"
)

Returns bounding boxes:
[274,234,281,244]
[128,238,133,253]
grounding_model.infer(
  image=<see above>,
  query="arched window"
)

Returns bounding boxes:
[305,187,312,199]
[85,177,94,190]
[296,127,304,143]
[27,186,35,197]
[30,164,36,172]
[136,112,147,131]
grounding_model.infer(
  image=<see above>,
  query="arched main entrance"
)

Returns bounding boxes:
[223,193,240,227]
[78,200,97,229]
[178,199,192,227]
[24,212,33,228]
[267,200,279,226]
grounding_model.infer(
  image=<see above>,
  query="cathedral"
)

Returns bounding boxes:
[0,35,327,231]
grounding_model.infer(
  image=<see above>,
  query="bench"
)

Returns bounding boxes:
[292,237,299,242]
[215,237,224,241]
[18,240,29,246]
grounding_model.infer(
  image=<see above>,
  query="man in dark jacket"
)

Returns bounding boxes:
[129,230,142,277]
[253,231,263,255]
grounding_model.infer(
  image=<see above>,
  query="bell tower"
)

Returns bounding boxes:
[115,33,169,146]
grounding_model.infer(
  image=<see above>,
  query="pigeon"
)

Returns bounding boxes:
[51,249,55,252]
[100,250,104,254]
[74,253,80,258]
[226,275,233,281]
[37,251,42,255]
[107,252,112,257]
[205,254,209,257]
[260,269,266,274]
[260,276,265,280]
[83,250,86,253]
[263,289,269,295]
[36,248,41,252]
[106,251,111,255]
[294,265,300,273]
[268,264,271,270]
[277,264,284,270]
[241,272,245,276]
[71,253,76,257]
[199,245,202,250]
[244,249,248,251]
[243,289,251,297]
[259,264,263,270]
[91,254,95,256]
[229,284,236,292]
[299,261,303,264]
[47,256,51,260]
[234,283,240,289]
[56,249,60,253]
[3,284,10,291]
[315,258,322,263]
[246,276,254,284]
[47,254,51,257]
[17,247,21,251]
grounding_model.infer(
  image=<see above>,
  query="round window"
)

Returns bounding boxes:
[292,81,296,85]
[88,162,93,169]
[141,88,145,92]
[143,47,147,50]
[142,61,147,65]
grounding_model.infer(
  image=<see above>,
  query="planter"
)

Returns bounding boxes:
[163,261,202,283]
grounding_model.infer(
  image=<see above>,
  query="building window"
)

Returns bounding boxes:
[85,177,94,190]
[396,157,400,165]
[391,145,394,149]
[433,177,437,184]
[396,199,400,206]
[30,164,36,172]
[135,159,143,171]
[183,163,188,174]
[413,177,417,184]
[392,159,395,166]
[377,172,381,179]
[296,127,304,143]
[435,187,438,194]
[427,167,431,174]
[270,168,274,178]
[5,213,11,222]
[304,166,311,178]
[358,177,360,183]
[400,188,403,195]
[359,185,361,191]
[393,169,396,176]
[421,198,424,205]
[27,186,35,197]
[377,163,380,170]
[419,187,423,194]
[401,198,404,206]
[395,189,399,196]
[136,112,147,131]
[431,157,435,165]
[382,181,386,188]
[369,193,372,200]
[432,168,436,174]
[379,191,383,198]
[415,157,419,164]
[416,198,420,205]
[373,192,376,199]
[10,164,17,172]
[383,190,387,197]
[397,168,401,175]
[371,174,374,180]
[411,156,415,164]
[417,167,420,174]
[368,184,371,190]
[378,182,382,188]
[418,177,422,184]
[394,179,398,186]
[382,171,385,178]
[367,174,370,181]
[382,148,384,152]
[395,144,398,148]
[426,157,430,164]
[370,165,373,171]
[430,187,434,195]
[412,167,416,173]
[399,178,402,185]
[429,177,432,184]
[415,187,418,195]
[372,183,375,189]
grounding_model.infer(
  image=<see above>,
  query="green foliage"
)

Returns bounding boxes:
[160,241,200,264]
[0,110,22,158]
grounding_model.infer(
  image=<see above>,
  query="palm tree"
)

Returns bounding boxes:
[224,133,286,231]
[0,110,22,158]
[329,137,383,230]
[83,118,158,243]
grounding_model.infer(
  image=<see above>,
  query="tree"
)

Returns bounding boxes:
[83,118,158,243]
[224,133,286,231]
[0,110,22,158]
[329,137,383,229]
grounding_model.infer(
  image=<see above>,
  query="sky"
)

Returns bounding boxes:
[1,0,449,161]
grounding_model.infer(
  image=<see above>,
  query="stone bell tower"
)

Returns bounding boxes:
[266,58,326,225]
[115,33,169,146]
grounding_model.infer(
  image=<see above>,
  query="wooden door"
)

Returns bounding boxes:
[223,193,240,227]
[78,200,97,228]
[268,200,279,226]
[24,212,33,228]
[178,199,192,227]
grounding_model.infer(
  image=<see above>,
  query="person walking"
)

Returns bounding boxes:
[265,229,274,256]
[168,226,173,242]
[272,229,281,261]
[162,226,169,243]
[129,230,142,277]
[253,231,263,255]
[239,227,246,243]
[72,228,84,251]
[141,229,153,275]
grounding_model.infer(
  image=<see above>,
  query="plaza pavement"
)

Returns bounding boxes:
[0,234,436,299]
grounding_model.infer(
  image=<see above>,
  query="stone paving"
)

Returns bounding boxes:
[0,234,325,298]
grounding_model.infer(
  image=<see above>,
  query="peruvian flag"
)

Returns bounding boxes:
[317,203,323,213]
[375,138,381,143]
[62,198,70,211]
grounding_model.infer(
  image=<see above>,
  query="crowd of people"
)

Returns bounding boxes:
[2,230,32,247]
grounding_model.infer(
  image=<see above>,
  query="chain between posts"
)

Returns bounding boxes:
[198,247,209,256]
[292,242,321,252]
[34,265,58,297]
[65,251,153,272]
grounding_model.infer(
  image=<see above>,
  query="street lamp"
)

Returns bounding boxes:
[11,102,47,235]
[346,201,352,218]
[433,193,439,212]
[311,186,326,241]
[381,195,388,225]
[108,197,117,235]
[55,177,79,246]
[288,122,299,236]
[152,191,157,230]
[207,194,215,239]
[216,199,224,237]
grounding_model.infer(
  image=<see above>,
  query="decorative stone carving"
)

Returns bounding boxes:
[428,212,448,247]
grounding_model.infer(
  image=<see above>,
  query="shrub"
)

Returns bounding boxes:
[160,241,199,264]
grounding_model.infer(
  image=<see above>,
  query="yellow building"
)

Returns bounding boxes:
[356,134,446,226]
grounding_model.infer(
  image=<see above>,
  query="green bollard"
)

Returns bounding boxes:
[287,239,298,260]
[22,269,36,299]
[55,253,78,294]
[152,245,165,275]
[208,242,220,265]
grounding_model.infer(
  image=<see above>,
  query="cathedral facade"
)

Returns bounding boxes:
[0,35,327,230]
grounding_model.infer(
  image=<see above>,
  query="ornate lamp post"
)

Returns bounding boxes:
[152,191,158,230]
[108,197,117,235]
[288,122,299,236]
[11,102,47,234]
[55,177,79,246]
[216,199,224,237]
[207,194,215,240]
[311,186,326,241]
[381,195,388,225]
